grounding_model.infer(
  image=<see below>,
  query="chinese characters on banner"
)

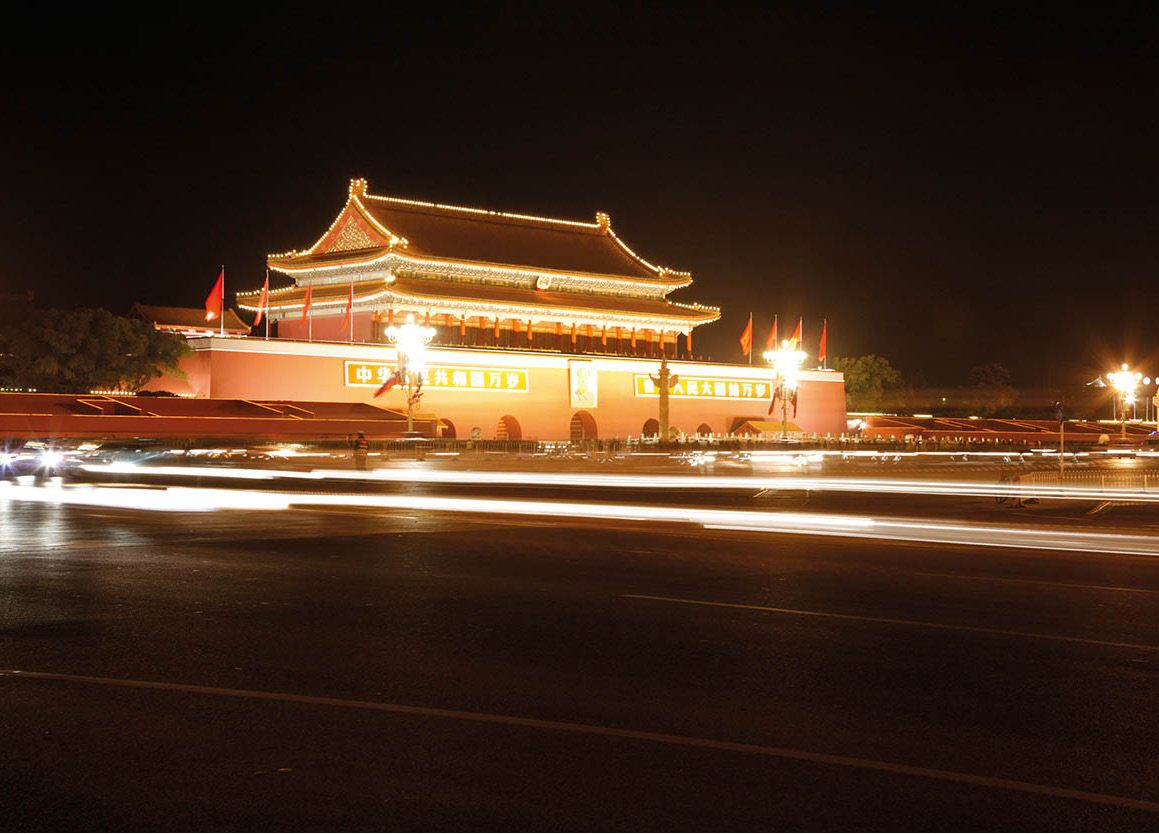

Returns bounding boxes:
[345,361,528,392]
[634,374,772,400]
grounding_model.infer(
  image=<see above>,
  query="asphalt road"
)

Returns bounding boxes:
[2,488,1159,830]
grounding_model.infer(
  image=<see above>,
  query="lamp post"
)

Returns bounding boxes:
[763,340,806,440]
[385,313,436,434]
[1107,363,1145,441]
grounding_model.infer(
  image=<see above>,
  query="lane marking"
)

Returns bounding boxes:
[623,594,1159,652]
[2,668,1157,814]
[913,572,1159,595]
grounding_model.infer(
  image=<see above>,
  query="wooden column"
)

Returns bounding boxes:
[527,319,533,342]
[494,317,500,338]
[601,324,607,347]
[571,322,577,345]
[556,321,563,351]
[459,315,466,337]
[630,327,637,350]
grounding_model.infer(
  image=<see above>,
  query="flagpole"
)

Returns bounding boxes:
[349,279,355,343]
[265,269,270,340]
[823,318,827,369]
[220,264,225,337]
[748,312,753,366]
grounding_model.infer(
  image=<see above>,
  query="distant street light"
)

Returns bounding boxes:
[1107,363,1145,440]
[385,313,436,434]
[763,340,807,440]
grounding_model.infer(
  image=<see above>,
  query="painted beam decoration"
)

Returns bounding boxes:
[634,374,771,400]
[345,361,528,392]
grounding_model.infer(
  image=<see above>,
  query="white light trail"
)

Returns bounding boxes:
[83,463,323,481]
[6,481,1159,557]
[78,462,1159,504]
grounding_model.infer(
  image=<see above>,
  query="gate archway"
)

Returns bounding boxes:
[569,410,597,442]
[496,414,522,441]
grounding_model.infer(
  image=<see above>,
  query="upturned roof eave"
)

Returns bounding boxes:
[237,279,720,324]
[266,248,693,289]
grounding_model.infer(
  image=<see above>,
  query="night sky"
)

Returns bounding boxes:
[3,11,1157,388]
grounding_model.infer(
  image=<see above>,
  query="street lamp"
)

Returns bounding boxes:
[385,313,436,434]
[763,339,807,440]
[1107,363,1144,440]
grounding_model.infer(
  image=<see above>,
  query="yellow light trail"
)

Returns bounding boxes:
[5,481,1159,557]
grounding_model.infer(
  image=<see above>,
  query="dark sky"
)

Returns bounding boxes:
[3,10,1157,386]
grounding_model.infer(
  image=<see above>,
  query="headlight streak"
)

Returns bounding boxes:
[82,463,322,481]
[78,463,1159,504]
[4,482,1159,557]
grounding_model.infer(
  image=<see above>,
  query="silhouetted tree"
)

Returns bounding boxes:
[969,361,1018,417]
[0,308,191,393]
[832,355,902,411]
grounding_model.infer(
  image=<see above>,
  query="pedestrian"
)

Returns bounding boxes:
[353,431,370,470]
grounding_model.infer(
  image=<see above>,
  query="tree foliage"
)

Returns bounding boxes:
[969,361,1018,417]
[832,355,902,411]
[0,308,191,394]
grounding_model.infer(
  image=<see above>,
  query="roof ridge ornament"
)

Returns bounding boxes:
[596,211,611,230]
[349,177,369,199]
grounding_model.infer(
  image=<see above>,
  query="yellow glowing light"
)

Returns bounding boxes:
[1109,365,1144,395]
[384,313,436,377]
[763,340,808,390]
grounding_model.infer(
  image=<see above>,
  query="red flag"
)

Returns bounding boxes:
[374,371,400,397]
[768,386,779,415]
[788,318,802,350]
[253,273,269,327]
[204,269,224,322]
[765,315,779,351]
[341,283,354,332]
[300,281,312,325]
[738,314,753,356]
[818,319,827,364]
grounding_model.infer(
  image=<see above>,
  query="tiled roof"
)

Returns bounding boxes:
[268,181,691,284]
[134,304,250,334]
[360,198,669,280]
[236,280,390,311]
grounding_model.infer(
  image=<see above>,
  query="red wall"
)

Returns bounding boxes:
[149,338,847,440]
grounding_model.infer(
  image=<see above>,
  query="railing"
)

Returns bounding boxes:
[1019,470,1159,492]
